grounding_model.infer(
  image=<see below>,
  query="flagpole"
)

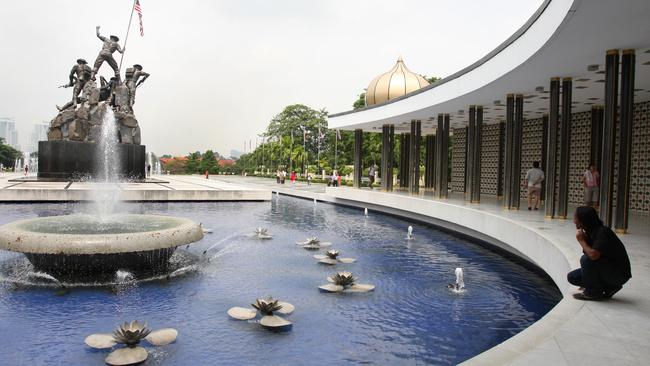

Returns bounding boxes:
[118,0,137,75]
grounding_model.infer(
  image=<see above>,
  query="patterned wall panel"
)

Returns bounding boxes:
[630,101,650,211]
[451,128,466,192]
[519,118,544,200]
[567,111,592,205]
[449,101,649,212]
[480,124,501,196]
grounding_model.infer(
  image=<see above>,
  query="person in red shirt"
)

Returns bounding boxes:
[290,171,296,185]
[582,164,600,208]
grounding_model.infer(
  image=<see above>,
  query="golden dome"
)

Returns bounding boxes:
[365,57,430,106]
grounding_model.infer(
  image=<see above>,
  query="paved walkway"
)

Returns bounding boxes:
[0,173,270,201]
[218,175,650,366]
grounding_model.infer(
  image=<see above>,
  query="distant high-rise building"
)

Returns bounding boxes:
[0,117,19,148]
[26,121,49,153]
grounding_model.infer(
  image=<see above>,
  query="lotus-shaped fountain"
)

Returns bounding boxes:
[0,214,203,281]
[318,271,375,293]
[296,237,332,250]
[84,320,178,365]
[227,297,294,331]
[254,227,273,239]
[313,250,356,265]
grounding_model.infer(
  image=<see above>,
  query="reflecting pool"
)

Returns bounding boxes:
[0,196,561,365]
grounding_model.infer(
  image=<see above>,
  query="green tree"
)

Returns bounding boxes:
[185,151,201,174]
[199,150,219,174]
[0,137,21,169]
[264,104,328,173]
[423,75,440,84]
[353,92,366,110]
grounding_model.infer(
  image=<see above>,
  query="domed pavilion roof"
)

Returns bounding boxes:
[365,57,430,106]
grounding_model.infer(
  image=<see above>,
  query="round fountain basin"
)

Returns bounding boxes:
[0,214,203,279]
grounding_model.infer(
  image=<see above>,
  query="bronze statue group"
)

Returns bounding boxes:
[58,26,149,114]
[48,26,149,145]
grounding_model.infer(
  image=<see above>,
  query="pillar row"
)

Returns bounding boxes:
[353,129,363,188]
[466,106,475,201]
[409,120,421,195]
[545,78,560,218]
[439,114,450,198]
[504,94,514,208]
[615,49,635,233]
[472,106,483,203]
[424,134,436,189]
[600,49,619,227]
[557,78,572,219]
[510,94,523,210]
[381,124,394,191]
[590,106,604,171]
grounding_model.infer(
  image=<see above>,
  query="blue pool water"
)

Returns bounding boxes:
[0,197,561,365]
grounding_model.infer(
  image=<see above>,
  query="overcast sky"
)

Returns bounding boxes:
[0,0,542,156]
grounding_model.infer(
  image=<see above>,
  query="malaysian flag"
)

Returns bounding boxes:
[134,0,144,36]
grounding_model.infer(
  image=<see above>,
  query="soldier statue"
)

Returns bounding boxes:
[99,76,119,104]
[91,26,124,80]
[56,58,92,111]
[127,64,150,108]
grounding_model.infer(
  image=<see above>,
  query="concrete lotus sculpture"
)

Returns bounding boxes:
[84,320,178,366]
[227,297,294,330]
[254,227,273,239]
[318,271,375,293]
[296,237,332,250]
[313,250,356,265]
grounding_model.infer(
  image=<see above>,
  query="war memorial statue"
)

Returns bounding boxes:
[39,26,150,180]
[47,26,150,146]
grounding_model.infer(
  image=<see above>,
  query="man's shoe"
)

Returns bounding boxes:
[528,207,532,210]
[573,292,604,301]
[603,286,623,299]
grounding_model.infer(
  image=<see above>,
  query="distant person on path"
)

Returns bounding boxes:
[524,161,544,210]
[330,172,337,187]
[205,170,209,179]
[290,171,296,185]
[368,164,376,188]
[147,164,151,177]
[568,206,631,300]
[281,170,286,184]
[276,170,281,184]
[582,164,600,208]
[24,165,29,176]
[307,173,312,186]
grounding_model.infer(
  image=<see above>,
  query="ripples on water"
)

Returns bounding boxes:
[0,197,561,365]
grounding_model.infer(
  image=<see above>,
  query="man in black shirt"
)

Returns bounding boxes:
[567,206,632,300]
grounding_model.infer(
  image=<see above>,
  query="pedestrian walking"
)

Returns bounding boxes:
[523,161,544,210]
[368,164,376,188]
[582,164,600,208]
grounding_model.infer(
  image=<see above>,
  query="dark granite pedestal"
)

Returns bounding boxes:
[38,140,146,181]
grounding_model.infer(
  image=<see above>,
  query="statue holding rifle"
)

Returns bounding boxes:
[56,58,92,111]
